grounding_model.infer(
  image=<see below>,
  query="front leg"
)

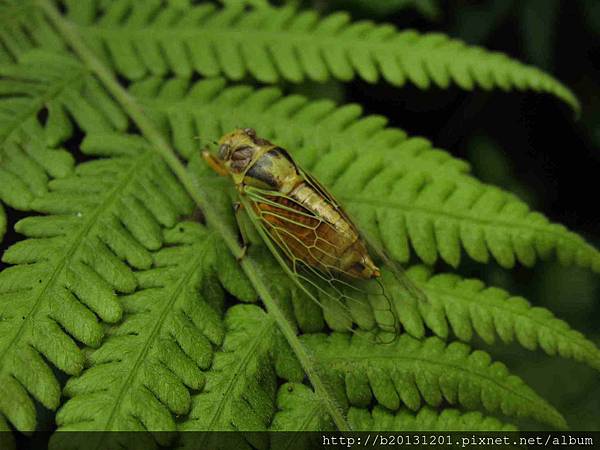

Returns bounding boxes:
[202,150,229,176]
[233,201,249,262]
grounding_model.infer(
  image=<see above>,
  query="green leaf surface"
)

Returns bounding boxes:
[0,49,132,211]
[0,133,192,432]
[0,0,64,65]
[408,266,600,372]
[269,383,517,435]
[269,382,335,450]
[178,305,278,449]
[270,382,335,433]
[0,122,74,210]
[302,332,567,429]
[51,222,246,450]
[60,0,579,111]
[348,405,517,431]
[0,50,126,148]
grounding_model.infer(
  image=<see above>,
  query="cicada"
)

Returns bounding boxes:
[203,128,426,337]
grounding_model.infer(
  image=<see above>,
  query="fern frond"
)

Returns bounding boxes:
[0,50,128,209]
[137,77,599,273]
[178,305,279,449]
[61,1,578,110]
[51,222,251,449]
[269,382,516,434]
[0,133,192,432]
[270,375,517,433]
[0,0,64,64]
[333,168,599,272]
[260,260,600,372]
[348,406,517,431]
[407,266,600,371]
[302,332,567,429]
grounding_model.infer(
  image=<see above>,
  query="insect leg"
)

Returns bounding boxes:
[233,201,263,262]
[233,202,249,261]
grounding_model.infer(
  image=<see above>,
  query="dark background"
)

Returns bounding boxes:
[2,0,598,437]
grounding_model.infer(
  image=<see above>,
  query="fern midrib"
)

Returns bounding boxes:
[203,315,274,431]
[429,284,600,367]
[80,25,533,66]
[0,150,155,370]
[341,195,594,253]
[320,352,562,424]
[95,237,213,438]
[83,26,401,50]
[40,0,351,432]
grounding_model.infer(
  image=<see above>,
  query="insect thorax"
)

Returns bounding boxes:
[243,148,301,193]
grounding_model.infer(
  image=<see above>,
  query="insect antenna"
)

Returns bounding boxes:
[192,136,219,148]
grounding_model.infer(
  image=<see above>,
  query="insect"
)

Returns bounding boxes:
[203,128,426,337]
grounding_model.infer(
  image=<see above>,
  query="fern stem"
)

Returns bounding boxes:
[39,0,350,432]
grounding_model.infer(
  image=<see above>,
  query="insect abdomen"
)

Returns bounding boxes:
[254,182,373,278]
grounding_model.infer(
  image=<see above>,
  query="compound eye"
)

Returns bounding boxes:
[231,146,253,161]
[218,144,230,160]
[243,128,256,137]
[351,262,365,273]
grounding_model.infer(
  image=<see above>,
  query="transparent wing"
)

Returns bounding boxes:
[299,166,430,308]
[241,185,400,339]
